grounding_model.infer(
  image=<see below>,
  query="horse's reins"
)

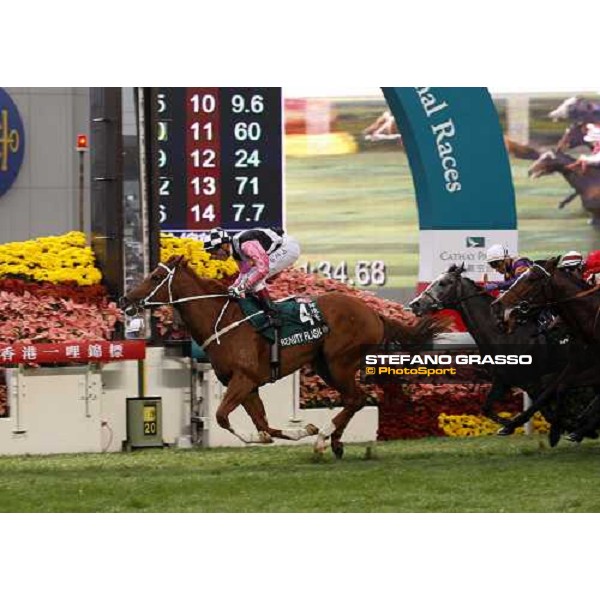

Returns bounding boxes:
[139,262,263,348]
[420,280,489,311]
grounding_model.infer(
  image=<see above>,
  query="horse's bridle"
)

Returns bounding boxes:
[504,264,600,316]
[141,262,228,307]
[500,264,552,316]
[133,262,233,346]
[419,275,489,311]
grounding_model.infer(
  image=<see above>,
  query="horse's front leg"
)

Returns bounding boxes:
[241,391,318,443]
[215,374,270,444]
[482,380,513,427]
[498,364,573,435]
[559,191,578,210]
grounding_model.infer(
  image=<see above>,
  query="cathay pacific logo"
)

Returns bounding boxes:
[466,237,485,248]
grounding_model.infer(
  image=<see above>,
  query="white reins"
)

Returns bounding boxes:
[140,262,262,348]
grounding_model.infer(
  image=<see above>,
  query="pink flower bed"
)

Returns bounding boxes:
[0,284,120,344]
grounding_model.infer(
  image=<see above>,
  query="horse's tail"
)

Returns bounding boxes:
[380,314,451,347]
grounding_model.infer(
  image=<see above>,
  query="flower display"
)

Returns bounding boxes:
[0,232,121,347]
[160,234,238,280]
[0,286,121,344]
[438,412,550,437]
[378,382,526,440]
[0,231,102,286]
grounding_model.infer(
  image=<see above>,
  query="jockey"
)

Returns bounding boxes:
[584,250,600,286]
[568,124,600,172]
[483,244,533,292]
[558,250,585,278]
[203,226,301,324]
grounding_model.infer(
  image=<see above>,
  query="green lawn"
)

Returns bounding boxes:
[2,436,600,512]
[286,152,600,289]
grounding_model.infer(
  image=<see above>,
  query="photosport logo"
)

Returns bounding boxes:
[0,88,25,198]
[361,346,536,384]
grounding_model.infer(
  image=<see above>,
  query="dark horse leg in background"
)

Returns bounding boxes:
[499,361,600,444]
[482,380,514,427]
[565,387,600,442]
[559,191,579,210]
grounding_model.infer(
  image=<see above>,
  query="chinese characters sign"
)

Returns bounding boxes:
[0,88,25,198]
[0,340,146,365]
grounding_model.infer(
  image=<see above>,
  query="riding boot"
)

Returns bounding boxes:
[253,288,281,327]
[253,288,281,382]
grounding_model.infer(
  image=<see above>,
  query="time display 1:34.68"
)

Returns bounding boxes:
[298,260,387,287]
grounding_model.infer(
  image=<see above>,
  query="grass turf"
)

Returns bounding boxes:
[2,436,600,512]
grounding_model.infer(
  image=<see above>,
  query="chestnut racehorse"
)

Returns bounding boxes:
[121,255,447,458]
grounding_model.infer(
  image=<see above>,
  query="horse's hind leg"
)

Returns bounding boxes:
[314,360,365,459]
[242,391,318,442]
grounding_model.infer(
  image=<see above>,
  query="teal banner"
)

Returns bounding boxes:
[382,87,516,230]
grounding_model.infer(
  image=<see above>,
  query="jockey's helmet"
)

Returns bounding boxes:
[486,244,510,265]
[204,227,231,251]
[558,250,583,269]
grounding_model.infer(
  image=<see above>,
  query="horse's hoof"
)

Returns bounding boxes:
[313,436,328,454]
[305,423,319,437]
[566,432,583,443]
[497,425,515,436]
[258,431,273,444]
[331,441,344,460]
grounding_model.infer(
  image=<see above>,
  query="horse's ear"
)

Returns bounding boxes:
[547,257,560,272]
[459,262,466,274]
[172,255,187,266]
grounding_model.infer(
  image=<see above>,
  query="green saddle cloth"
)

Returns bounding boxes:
[239,296,329,345]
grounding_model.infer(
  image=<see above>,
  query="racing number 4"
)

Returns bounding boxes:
[299,304,315,327]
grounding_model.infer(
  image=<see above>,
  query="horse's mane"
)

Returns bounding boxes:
[180,262,229,293]
[555,265,591,291]
[447,264,487,292]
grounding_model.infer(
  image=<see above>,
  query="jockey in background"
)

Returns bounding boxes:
[557,250,585,279]
[204,227,301,324]
[483,244,533,293]
[568,124,600,173]
[584,250,600,286]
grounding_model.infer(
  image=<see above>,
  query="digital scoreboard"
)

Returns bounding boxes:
[154,88,284,238]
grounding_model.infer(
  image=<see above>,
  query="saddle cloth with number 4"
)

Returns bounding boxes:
[239,296,329,346]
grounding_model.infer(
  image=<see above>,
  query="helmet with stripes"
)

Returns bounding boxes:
[203,228,231,251]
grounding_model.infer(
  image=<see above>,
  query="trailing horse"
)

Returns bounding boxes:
[528,149,600,224]
[495,260,600,440]
[409,264,597,445]
[121,255,448,458]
